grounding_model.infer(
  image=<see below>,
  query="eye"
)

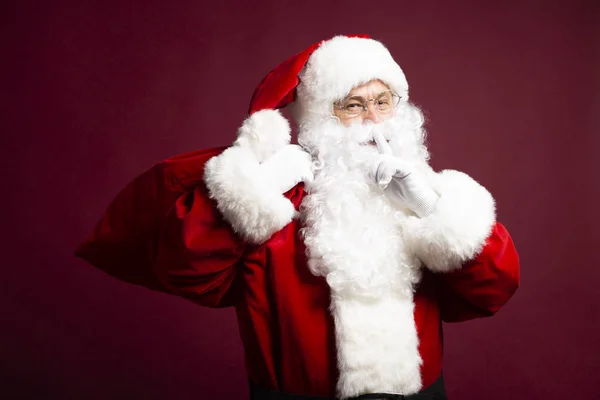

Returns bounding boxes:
[345,103,363,110]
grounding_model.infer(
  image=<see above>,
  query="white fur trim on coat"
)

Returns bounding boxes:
[203,110,296,245]
[403,169,496,272]
[333,296,423,398]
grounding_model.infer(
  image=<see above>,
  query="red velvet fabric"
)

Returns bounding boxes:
[248,34,370,114]
[75,147,226,293]
[76,150,520,397]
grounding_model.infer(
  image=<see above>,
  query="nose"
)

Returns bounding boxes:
[362,102,382,124]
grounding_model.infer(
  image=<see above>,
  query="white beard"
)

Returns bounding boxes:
[297,106,430,398]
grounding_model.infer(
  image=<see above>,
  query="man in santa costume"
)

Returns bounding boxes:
[77,35,520,400]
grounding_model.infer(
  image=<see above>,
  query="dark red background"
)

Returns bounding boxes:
[3,1,599,399]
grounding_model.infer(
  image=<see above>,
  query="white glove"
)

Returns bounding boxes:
[259,144,314,194]
[372,132,439,218]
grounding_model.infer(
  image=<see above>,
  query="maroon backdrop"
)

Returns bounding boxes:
[3,1,599,399]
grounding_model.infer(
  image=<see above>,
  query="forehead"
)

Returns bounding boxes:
[347,79,390,98]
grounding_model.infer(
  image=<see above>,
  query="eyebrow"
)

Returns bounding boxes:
[345,90,392,100]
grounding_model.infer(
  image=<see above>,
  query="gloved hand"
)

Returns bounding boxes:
[372,132,439,217]
[260,144,314,194]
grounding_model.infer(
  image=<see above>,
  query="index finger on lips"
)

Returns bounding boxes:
[373,131,393,155]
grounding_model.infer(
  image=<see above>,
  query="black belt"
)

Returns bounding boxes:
[249,374,446,400]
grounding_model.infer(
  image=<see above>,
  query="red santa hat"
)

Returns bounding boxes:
[233,35,410,161]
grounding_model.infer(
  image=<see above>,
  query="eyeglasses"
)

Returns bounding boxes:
[333,90,401,118]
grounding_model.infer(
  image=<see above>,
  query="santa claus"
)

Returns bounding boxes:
[77,35,520,400]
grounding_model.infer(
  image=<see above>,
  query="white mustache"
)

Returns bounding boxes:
[298,108,427,167]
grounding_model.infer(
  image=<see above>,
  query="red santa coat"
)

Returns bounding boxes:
[76,146,520,398]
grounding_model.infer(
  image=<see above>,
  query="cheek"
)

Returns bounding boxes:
[345,118,366,127]
[332,107,347,121]
[333,112,356,127]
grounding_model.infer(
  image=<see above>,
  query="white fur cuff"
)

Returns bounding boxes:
[203,109,296,244]
[203,147,295,246]
[403,170,496,272]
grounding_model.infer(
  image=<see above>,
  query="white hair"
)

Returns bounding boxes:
[296,102,429,299]
[298,101,429,172]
